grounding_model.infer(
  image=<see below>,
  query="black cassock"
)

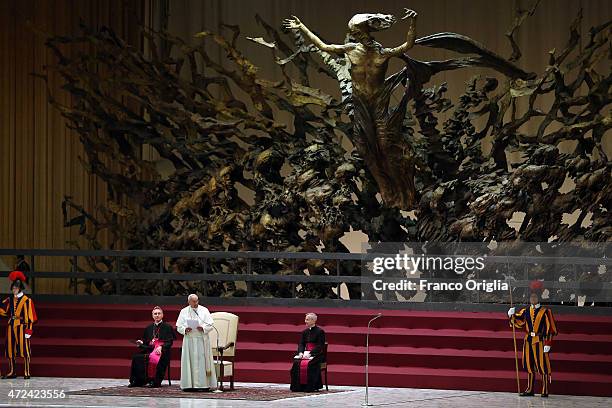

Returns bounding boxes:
[129,321,175,387]
[290,325,326,392]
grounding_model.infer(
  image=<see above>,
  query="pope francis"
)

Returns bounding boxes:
[176,294,218,390]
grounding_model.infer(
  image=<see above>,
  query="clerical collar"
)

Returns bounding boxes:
[531,303,541,309]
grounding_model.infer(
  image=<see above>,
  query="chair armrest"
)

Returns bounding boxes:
[217,342,235,352]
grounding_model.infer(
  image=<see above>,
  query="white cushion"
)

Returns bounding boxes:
[214,360,233,376]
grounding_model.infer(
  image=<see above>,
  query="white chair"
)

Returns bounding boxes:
[209,312,239,390]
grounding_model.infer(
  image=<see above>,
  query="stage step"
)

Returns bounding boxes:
[28,337,612,375]
[31,320,612,355]
[36,304,612,334]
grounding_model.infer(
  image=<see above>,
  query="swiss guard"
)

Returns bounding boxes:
[1,271,37,379]
[508,280,558,397]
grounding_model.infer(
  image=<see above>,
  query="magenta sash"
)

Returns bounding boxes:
[147,339,164,379]
[299,342,316,385]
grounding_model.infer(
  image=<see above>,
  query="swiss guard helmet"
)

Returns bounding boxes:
[9,271,27,291]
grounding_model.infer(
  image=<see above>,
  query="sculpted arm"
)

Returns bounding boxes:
[382,9,418,57]
[283,16,353,55]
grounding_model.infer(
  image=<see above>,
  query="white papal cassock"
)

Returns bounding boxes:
[176,305,218,389]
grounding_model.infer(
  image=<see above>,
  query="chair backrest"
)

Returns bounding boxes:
[209,312,239,358]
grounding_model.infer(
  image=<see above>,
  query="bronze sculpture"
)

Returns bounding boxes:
[283,9,535,208]
[284,10,418,99]
[41,6,610,299]
[284,11,419,208]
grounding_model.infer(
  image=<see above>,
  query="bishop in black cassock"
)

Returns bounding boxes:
[290,313,326,392]
[129,307,175,387]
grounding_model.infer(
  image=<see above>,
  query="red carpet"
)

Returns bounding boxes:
[70,384,345,400]
[2,304,611,396]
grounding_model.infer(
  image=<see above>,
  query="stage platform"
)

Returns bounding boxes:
[8,303,611,397]
[0,377,609,407]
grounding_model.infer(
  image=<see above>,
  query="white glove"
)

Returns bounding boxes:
[507,307,515,317]
[25,334,31,339]
[294,353,303,359]
[544,345,551,353]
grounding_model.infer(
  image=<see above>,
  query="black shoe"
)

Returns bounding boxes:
[150,383,161,388]
[541,393,549,398]
[24,376,30,379]
[1,374,17,379]
[520,391,534,397]
[127,383,138,388]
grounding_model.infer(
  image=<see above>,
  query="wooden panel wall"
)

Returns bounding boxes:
[0,0,144,293]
